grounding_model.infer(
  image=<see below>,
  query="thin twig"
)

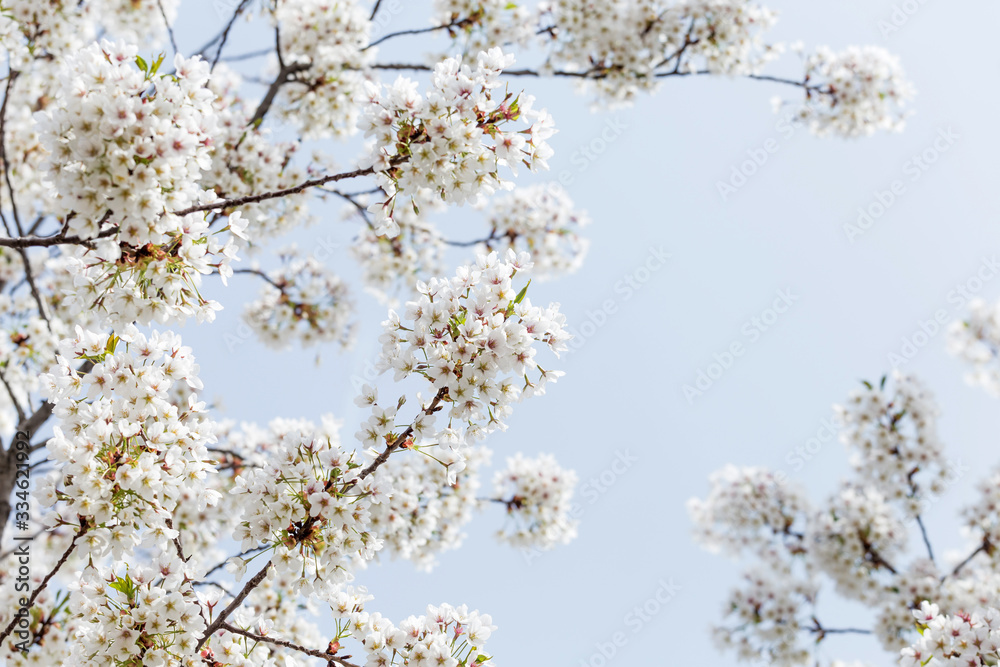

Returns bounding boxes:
[156,0,179,57]
[915,514,935,564]
[211,0,253,71]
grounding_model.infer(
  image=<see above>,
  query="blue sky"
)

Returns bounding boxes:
[169,1,1000,664]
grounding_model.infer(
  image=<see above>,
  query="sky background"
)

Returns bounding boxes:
[164,1,1000,665]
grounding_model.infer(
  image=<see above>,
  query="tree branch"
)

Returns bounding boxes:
[358,387,448,480]
[197,561,273,650]
[220,621,360,667]
[172,167,375,218]
[210,0,253,70]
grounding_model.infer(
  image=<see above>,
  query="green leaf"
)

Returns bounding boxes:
[150,53,166,77]
[135,55,148,73]
[513,280,530,305]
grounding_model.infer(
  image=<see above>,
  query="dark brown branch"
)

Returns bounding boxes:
[210,0,253,70]
[807,617,872,642]
[0,222,117,249]
[247,61,311,127]
[358,387,448,480]
[364,20,466,51]
[197,561,273,650]
[220,621,360,667]
[173,167,375,218]
[156,0,179,57]
[915,515,935,564]
[944,538,992,581]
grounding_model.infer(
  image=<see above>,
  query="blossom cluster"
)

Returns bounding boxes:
[432,0,536,57]
[491,452,578,550]
[713,564,815,667]
[785,45,914,138]
[900,602,1000,667]
[67,558,206,666]
[834,373,950,516]
[368,444,490,571]
[37,326,220,556]
[36,41,246,327]
[360,48,554,236]
[242,248,356,350]
[947,297,1000,398]
[91,0,177,47]
[688,372,985,664]
[537,0,780,106]
[230,422,387,593]
[327,598,497,667]
[687,465,807,557]
[479,183,589,281]
[361,250,569,453]
[275,0,374,138]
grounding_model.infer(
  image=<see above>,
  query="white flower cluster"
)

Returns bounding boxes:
[327,599,497,667]
[37,326,220,556]
[36,41,245,328]
[538,0,780,105]
[687,464,808,557]
[900,602,1000,667]
[432,0,536,56]
[350,204,446,303]
[492,452,578,550]
[713,564,816,667]
[243,247,356,350]
[835,373,950,516]
[363,250,569,449]
[368,444,490,571]
[0,0,92,64]
[68,559,206,666]
[230,424,386,592]
[788,45,914,138]
[688,371,1000,664]
[90,0,177,47]
[275,0,374,138]
[947,298,1000,398]
[809,485,906,602]
[37,41,214,245]
[360,47,554,236]
[479,183,589,281]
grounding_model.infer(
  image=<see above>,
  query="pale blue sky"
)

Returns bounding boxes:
[169,1,1000,664]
